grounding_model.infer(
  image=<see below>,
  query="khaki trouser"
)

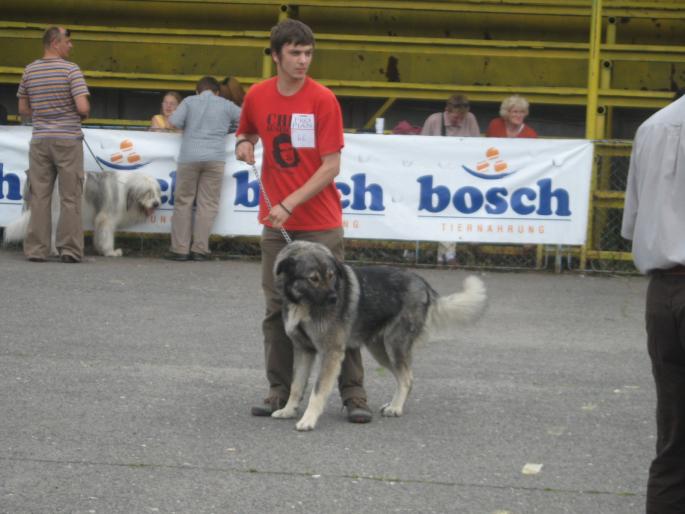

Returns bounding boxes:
[24,138,84,261]
[260,226,367,403]
[170,161,224,255]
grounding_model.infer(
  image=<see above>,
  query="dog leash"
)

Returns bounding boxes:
[83,136,107,172]
[251,163,292,244]
[83,134,141,185]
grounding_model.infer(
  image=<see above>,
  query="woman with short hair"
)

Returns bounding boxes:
[486,94,538,138]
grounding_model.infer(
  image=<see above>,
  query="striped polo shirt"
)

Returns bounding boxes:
[17,58,89,139]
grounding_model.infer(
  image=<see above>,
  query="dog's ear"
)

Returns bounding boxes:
[275,256,295,277]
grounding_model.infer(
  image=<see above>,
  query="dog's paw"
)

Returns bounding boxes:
[380,403,403,417]
[295,412,318,432]
[271,407,298,419]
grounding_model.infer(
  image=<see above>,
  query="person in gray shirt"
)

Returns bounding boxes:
[166,76,241,261]
[622,95,685,514]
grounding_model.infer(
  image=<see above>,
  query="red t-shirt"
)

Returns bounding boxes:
[237,76,344,231]
[486,117,538,138]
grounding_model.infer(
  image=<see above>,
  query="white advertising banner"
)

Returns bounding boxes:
[0,127,593,244]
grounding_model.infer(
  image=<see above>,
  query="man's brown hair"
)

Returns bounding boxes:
[269,19,315,57]
[196,76,220,94]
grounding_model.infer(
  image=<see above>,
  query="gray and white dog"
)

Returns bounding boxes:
[272,240,487,431]
[3,170,161,257]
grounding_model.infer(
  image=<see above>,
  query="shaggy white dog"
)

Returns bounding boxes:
[3,171,162,257]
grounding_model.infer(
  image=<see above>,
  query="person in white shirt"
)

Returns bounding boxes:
[622,95,685,514]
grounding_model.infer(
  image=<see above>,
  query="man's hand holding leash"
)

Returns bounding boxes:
[236,136,293,238]
[235,137,256,165]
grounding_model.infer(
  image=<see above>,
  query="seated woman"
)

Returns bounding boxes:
[486,95,538,138]
[149,91,182,132]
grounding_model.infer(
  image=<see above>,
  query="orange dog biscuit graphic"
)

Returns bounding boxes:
[476,161,490,172]
[494,160,508,173]
[486,147,500,161]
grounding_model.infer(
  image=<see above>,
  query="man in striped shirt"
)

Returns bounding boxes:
[17,26,90,263]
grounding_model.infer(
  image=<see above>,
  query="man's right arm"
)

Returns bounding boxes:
[621,141,641,240]
[168,99,187,129]
[234,135,259,164]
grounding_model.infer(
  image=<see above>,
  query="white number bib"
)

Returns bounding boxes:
[291,113,316,148]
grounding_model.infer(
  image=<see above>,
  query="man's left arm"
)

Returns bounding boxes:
[18,96,32,119]
[68,66,90,119]
[265,152,340,228]
[74,94,90,120]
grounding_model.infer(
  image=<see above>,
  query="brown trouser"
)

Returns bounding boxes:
[24,138,84,261]
[260,226,367,403]
[646,271,685,514]
[170,161,224,255]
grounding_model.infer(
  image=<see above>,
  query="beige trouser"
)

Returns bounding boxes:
[170,161,224,255]
[24,138,84,261]
[260,226,367,403]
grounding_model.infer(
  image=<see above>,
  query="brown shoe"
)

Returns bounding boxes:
[164,251,190,262]
[251,397,286,417]
[60,254,80,263]
[344,397,373,424]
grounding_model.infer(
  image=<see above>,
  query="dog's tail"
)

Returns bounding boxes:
[2,210,30,246]
[426,275,487,334]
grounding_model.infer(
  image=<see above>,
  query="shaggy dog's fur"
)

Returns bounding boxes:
[271,241,488,431]
[3,171,162,257]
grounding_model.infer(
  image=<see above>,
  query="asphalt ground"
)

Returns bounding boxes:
[0,246,653,514]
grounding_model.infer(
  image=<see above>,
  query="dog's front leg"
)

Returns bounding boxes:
[94,213,122,257]
[272,346,315,419]
[296,348,345,431]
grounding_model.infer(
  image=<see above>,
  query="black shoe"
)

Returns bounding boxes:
[60,254,79,263]
[164,251,190,262]
[344,398,373,424]
[190,251,209,261]
[251,397,286,417]
[28,256,46,263]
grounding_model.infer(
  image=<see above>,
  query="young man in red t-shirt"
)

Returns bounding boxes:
[235,19,371,423]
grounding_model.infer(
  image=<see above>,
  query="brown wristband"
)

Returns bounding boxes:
[279,202,292,215]
[235,139,253,151]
